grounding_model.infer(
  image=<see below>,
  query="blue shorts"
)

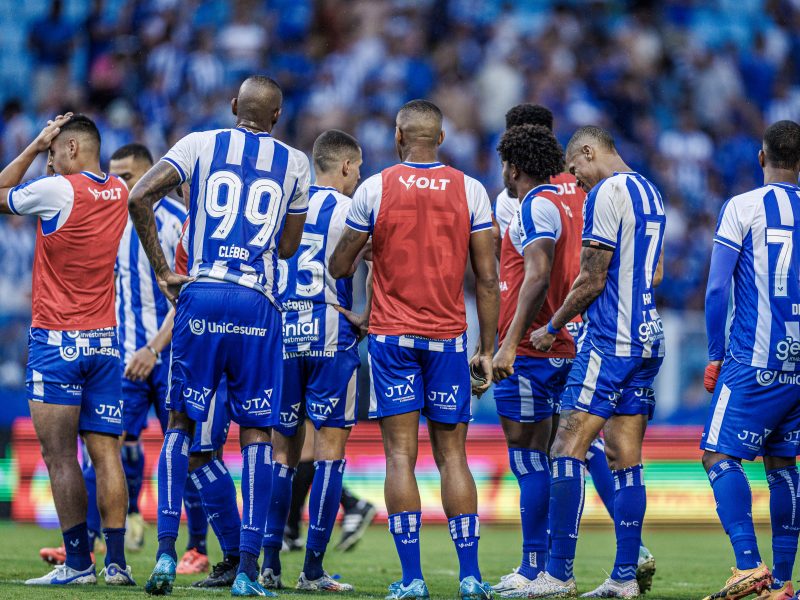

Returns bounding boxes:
[560,345,662,420]
[367,335,471,423]
[701,358,800,460]
[26,328,123,436]
[494,356,573,423]
[190,377,231,452]
[167,282,283,428]
[122,361,169,438]
[275,349,360,436]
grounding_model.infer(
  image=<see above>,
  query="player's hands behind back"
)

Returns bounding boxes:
[33,113,73,153]
[530,326,556,352]
[469,353,493,397]
[704,361,722,393]
[157,269,193,305]
[125,346,158,382]
[334,305,369,340]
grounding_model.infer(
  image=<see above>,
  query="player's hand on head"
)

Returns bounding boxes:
[333,305,369,340]
[33,113,73,153]
[125,346,157,381]
[492,345,515,382]
[704,361,722,393]
[529,327,555,352]
[157,269,194,305]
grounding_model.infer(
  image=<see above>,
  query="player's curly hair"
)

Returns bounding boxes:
[497,124,565,181]
[505,104,553,131]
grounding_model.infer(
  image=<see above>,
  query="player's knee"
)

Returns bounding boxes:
[39,443,75,470]
[763,455,796,472]
[701,450,732,473]
[167,409,194,432]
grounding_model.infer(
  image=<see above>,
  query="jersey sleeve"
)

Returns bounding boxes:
[8,175,73,221]
[465,176,492,233]
[287,151,311,215]
[345,174,381,233]
[493,188,517,238]
[582,179,619,248]
[520,197,562,250]
[713,198,743,252]
[161,131,207,184]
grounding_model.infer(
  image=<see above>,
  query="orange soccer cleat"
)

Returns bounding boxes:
[176,547,210,575]
[39,544,96,566]
[757,582,795,600]
[703,564,773,600]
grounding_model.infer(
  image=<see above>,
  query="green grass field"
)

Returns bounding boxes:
[0,522,774,599]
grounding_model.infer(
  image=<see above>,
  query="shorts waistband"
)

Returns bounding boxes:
[31,327,118,347]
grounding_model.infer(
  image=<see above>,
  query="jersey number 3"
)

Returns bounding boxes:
[205,171,283,248]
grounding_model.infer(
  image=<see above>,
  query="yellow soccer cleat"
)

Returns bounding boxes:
[756,582,794,600]
[702,564,772,600]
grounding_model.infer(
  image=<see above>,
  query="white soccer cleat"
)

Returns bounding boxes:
[635,546,655,594]
[581,578,640,598]
[259,567,283,589]
[524,571,577,598]
[101,563,136,585]
[25,563,97,585]
[296,571,354,592]
[493,569,533,596]
[125,512,146,552]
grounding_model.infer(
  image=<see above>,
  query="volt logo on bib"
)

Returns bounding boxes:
[398,174,450,191]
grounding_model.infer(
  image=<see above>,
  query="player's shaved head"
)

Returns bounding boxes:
[232,75,283,132]
[396,100,443,147]
[313,130,361,173]
[566,125,616,156]
[110,143,153,165]
[763,120,800,170]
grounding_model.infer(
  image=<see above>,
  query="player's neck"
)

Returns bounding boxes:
[236,120,271,134]
[763,167,799,186]
[400,145,438,164]
[314,174,344,194]
[68,160,103,178]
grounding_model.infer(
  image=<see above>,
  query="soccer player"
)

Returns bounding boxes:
[260,129,367,592]
[529,126,666,599]
[701,120,800,600]
[329,100,499,600]
[489,124,582,595]
[0,113,134,585]
[129,76,310,597]
[110,143,211,568]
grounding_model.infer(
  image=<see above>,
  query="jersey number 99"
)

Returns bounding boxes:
[205,170,284,248]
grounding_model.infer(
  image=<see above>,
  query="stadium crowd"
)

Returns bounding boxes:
[0,0,797,416]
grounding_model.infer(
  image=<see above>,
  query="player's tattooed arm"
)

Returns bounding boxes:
[530,242,612,352]
[329,226,369,279]
[128,161,191,303]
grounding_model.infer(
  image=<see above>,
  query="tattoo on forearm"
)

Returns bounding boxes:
[553,246,612,327]
[331,227,366,273]
[129,162,181,276]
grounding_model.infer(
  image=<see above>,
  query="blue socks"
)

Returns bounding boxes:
[508,448,550,580]
[304,459,346,580]
[239,443,273,580]
[611,464,646,581]
[389,511,423,585]
[767,466,800,587]
[103,528,126,568]
[708,459,761,569]
[121,442,145,514]
[546,457,585,582]
[191,459,241,559]
[63,522,93,571]
[449,513,481,581]
[156,429,191,561]
[586,438,616,519]
[262,462,296,574]
[184,476,208,554]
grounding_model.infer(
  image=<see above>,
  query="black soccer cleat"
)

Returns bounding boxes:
[336,500,377,552]
[192,556,239,588]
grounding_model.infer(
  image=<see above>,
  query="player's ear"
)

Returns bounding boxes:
[231,97,238,116]
[758,149,766,169]
[342,159,350,178]
[272,107,282,127]
[395,127,403,146]
[583,144,593,161]
[69,137,79,160]
[438,128,445,146]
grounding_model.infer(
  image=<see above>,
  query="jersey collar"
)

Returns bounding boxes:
[523,184,559,201]
[310,185,338,192]
[401,161,444,169]
[236,125,272,137]
[80,171,109,183]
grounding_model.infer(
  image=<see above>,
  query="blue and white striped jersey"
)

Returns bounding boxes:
[714,183,800,371]
[582,172,666,358]
[161,127,310,307]
[116,197,186,363]
[279,186,357,354]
